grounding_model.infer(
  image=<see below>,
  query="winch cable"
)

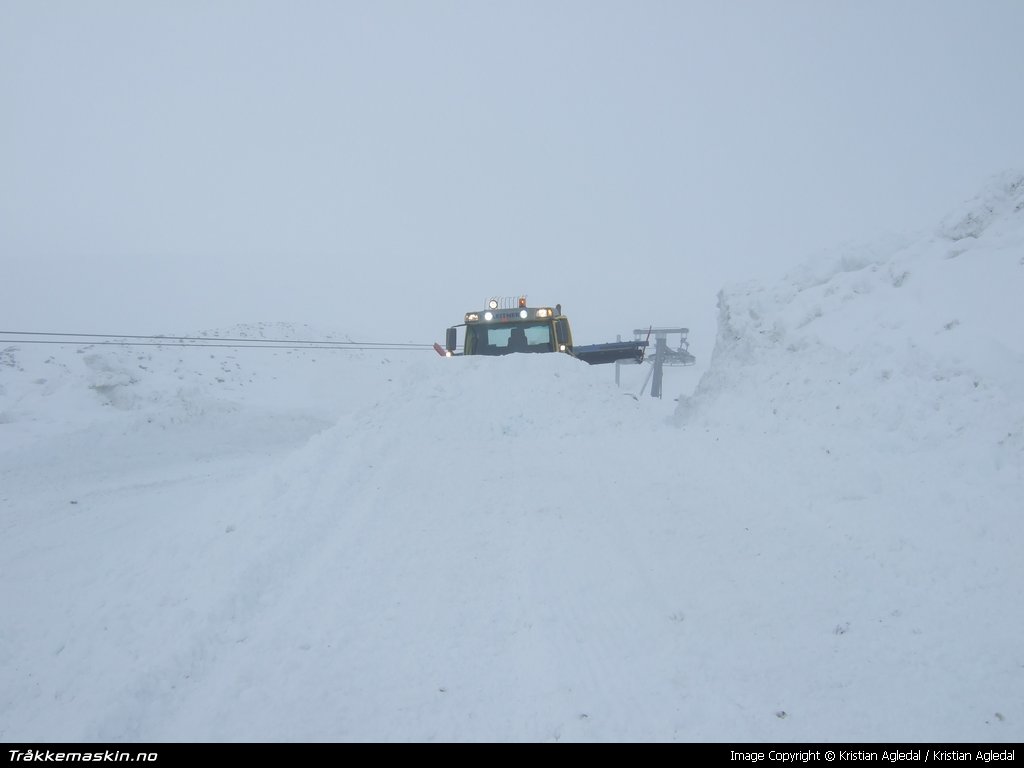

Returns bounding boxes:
[0,330,434,352]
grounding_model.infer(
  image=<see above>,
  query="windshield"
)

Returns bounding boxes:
[466,322,553,355]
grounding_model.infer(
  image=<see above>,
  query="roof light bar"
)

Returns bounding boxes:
[486,295,531,310]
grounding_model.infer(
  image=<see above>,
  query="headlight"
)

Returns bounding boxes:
[465,313,479,322]
[484,311,493,321]
[536,308,551,318]
[488,299,499,309]
[519,309,528,319]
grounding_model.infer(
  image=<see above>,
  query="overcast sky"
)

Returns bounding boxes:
[2,1,1022,353]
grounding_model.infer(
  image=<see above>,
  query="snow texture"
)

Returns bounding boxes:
[2,174,1023,742]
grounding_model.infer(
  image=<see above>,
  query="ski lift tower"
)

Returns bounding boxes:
[628,327,696,398]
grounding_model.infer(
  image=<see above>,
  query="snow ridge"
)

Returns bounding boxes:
[680,171,1024,457]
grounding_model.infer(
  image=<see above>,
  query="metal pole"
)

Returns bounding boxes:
[637,360,654,397]
[651,333,667,398]
[615,335,621,387]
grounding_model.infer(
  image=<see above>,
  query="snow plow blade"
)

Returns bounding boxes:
[573,341,647,365]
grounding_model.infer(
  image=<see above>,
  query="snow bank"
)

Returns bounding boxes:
[666,172,1024,741]
[681,171,1024,458]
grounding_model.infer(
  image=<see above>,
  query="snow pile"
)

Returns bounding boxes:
[683,171,1024,459]
[2,175,1023,742]
[669,171,1024,740]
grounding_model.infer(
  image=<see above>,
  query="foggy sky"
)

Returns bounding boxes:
[3,0,1023,356]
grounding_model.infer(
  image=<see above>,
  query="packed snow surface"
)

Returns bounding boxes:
[2,176,1023,742]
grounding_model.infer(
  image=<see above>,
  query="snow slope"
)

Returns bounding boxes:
[2,175,1022,742]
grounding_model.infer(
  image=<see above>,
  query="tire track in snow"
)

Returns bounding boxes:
[88,408,387,740]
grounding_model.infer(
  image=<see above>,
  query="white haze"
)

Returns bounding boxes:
[2,1,1024,360]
